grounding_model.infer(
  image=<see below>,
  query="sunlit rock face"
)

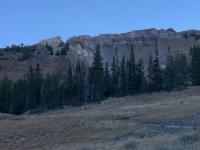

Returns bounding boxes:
[1,28,200,80]
[63,28,200,69]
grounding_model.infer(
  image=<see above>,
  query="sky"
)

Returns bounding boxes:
[0,0,199,47]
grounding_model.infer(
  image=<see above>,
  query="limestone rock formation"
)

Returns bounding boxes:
[1,28,200,80]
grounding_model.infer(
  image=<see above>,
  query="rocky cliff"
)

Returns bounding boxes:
[64,28,200,68]
[0,28,200,79]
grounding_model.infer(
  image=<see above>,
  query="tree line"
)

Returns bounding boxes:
[0,45,200,115]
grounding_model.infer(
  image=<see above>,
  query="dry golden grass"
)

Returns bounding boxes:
[1,86,200,150]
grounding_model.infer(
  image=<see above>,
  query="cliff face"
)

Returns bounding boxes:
[0,28,200,79]
[65,28,200,68]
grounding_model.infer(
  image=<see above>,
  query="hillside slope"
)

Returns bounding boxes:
[1,86,200,150]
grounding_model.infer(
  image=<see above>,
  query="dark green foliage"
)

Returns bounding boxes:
[72,60,86,105]
[42,73,62,109]
[190,46,200,85]
[127,46,137,95]
[174,53,189,88]
[119,57,128,96]
[90,45,104,101]
[55,51,61,56]
[103,63,112,98]
[163,55,176,91]
[61,44,69,55]
[135,58,146,93]
[0,43,196,115]
[45,44,54,55]
[0,76,13,113]
[111,57,119,96]
[151,49,163,91]
[147,55,154,91]
[0,45,36,61]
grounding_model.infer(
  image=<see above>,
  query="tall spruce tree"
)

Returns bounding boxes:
[111,56,119,96]
[148,55,154,91]
[135,58,146,93]
[163,55,175,91]
[66,62,73,104]
[174,53,189,88]
[72,59,85,105]
[190,46,200,85]
[128,46,137,95]
[27,65,35,109]
[91,45,104,101]
[103,63,111,98]
[119,56,128,96]
[0,76,13,113]
[35,64,43,107]
[152,48,163,91]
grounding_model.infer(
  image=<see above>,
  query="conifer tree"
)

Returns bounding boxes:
[0,76,13,113]
[163,55,175,91]
[66,62,73,104]
[148,55,154,91]
[174,53,189,88]
[27,65,35,109]
[190,46,200,85]
[128,46,137,95]
[35,64,43,107]
[111,56,119,96]
[119,56,127,96]
[152,48,163,91]
[91,45,104,101]
[135,58,146,93]
[103,63,111,98]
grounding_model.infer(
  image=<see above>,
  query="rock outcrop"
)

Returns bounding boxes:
[1,28,200,80]
[64,28,200,68]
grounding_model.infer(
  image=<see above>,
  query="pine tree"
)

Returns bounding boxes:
[119,56,127,96]
[190,46,200,85]
[128,46,137,95]
[135,58,146,93]
[11,79,27,114]
[66,62,73,104]
[0,76,13,113]
[111,56,119,96]
[163,55,175,91]
[174,53,189,88]
[72,59,85,105]
[152,48,163,91]
[148,55,154,91]
[103,63,111,98]
[91,45,104,101]
[35,64,43,107]
[27,65,35,109]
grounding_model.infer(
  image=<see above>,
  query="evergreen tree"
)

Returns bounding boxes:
[103,63,111,98]
[111,56,119,96]
[35,64,43,107]
[148,55,154,91]
[72,59,85,105]
[152,48,163,91]
[11,79,27,114]
[163,55,175,91]
[26,65,35,109]
[174,53,189,88]
[127,46,137,95]
[119,56,127,96]
[190,46,200,85]
[90,45,104,101]
[0,76,13,113]
[135,58,146,93]
[66,62,73,104]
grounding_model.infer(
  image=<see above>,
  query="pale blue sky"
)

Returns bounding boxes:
[0,0,199,47]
